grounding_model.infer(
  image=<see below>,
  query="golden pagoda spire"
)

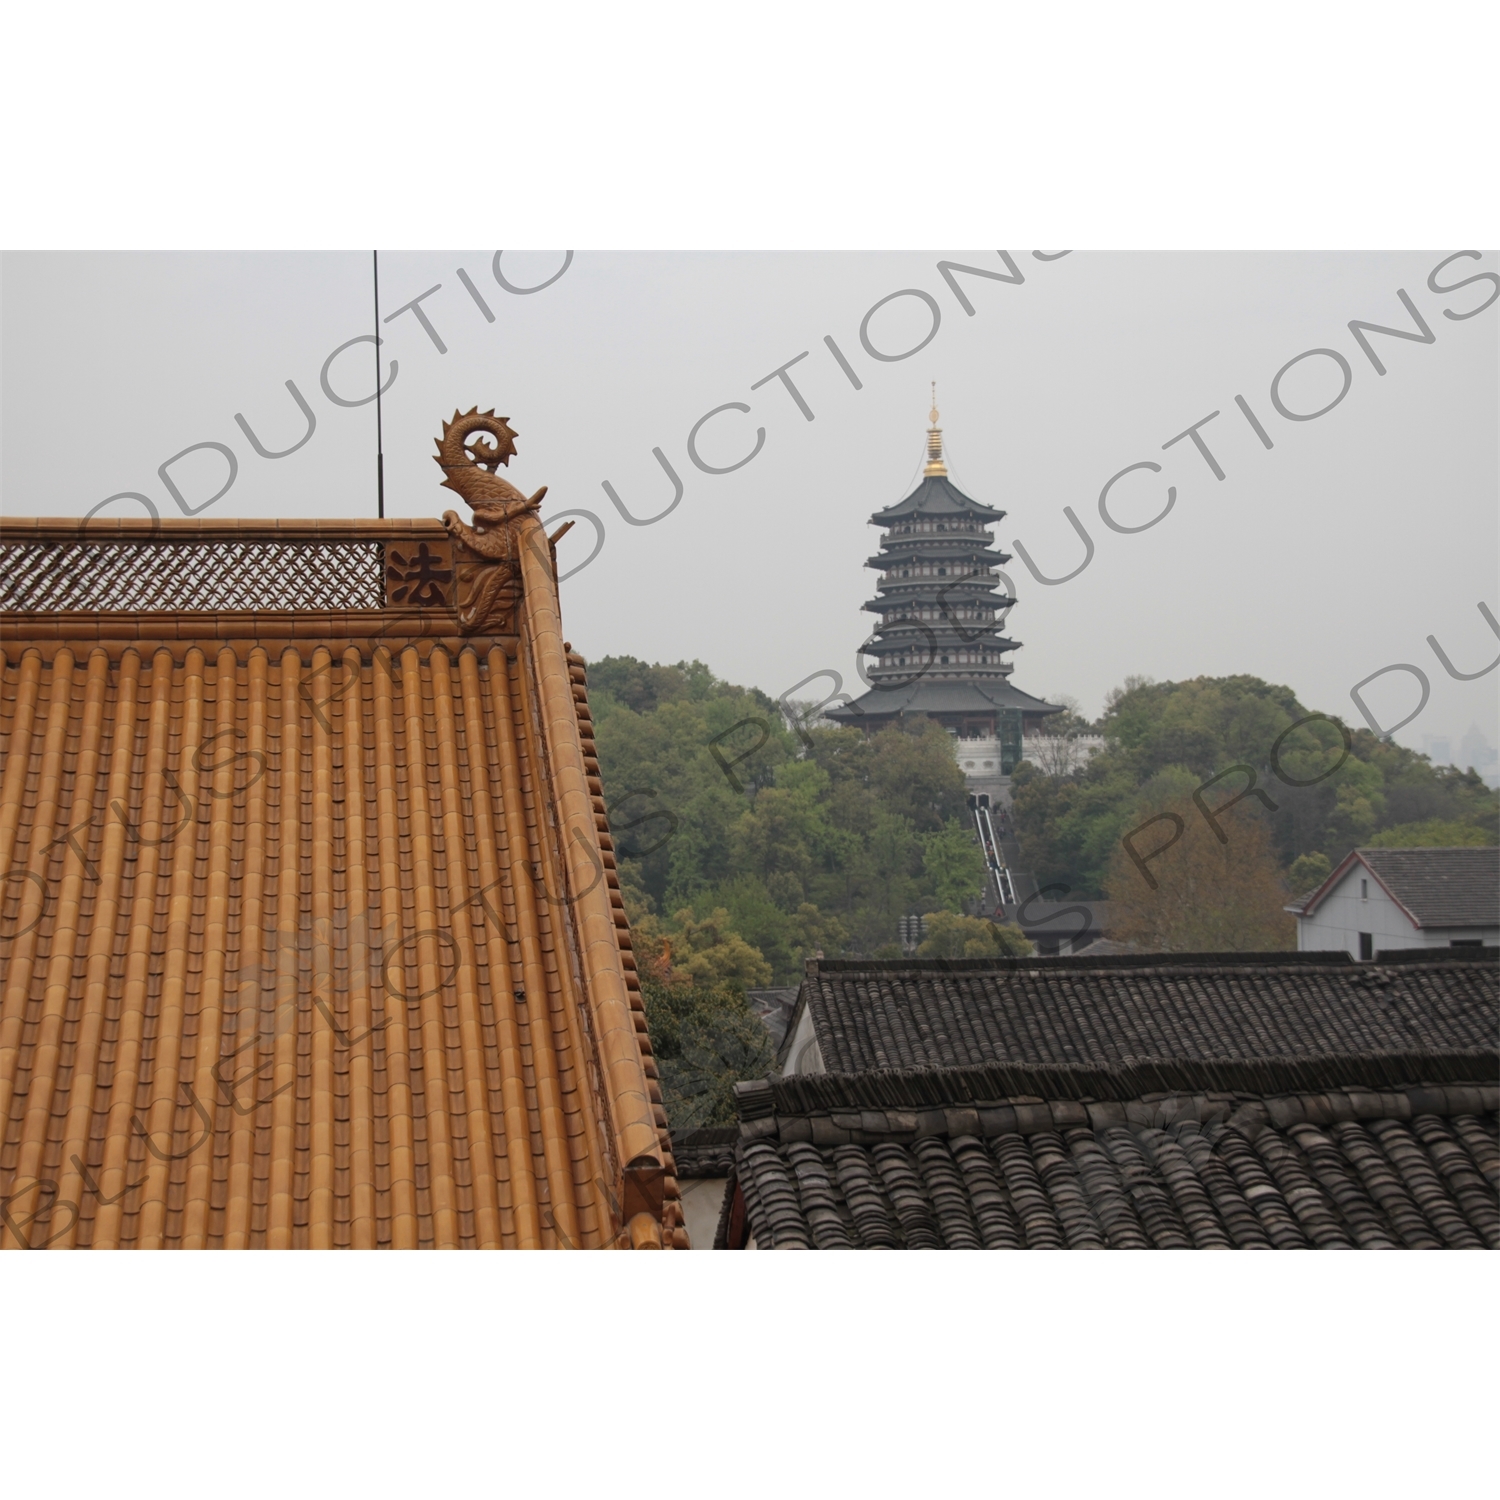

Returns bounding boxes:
[924,381,947,476]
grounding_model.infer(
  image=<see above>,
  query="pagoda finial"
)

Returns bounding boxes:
[924,382,948,477]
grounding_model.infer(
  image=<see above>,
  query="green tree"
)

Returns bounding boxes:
[922,818,989,912]
[1105,786,1295,952]
[917,911,1034,959]
[1367,818,1497,848]
[705,876,848,980]
[660,907,773,988]
[1287,851,1332,895]
[1012,673,1499,897]
[867,717,972,832]
[641,977,776,1132]
[590,663,801,917]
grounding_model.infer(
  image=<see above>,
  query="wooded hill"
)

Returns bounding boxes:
[588,657,1498,980]
[1013,673,1498,906]
[587,655,992,986]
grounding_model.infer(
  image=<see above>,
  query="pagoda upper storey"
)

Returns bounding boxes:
[859,405,1020,686]
[869,476,1005,526]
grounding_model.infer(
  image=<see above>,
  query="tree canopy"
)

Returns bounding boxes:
[590,658,1496,972]
[589,655,986,984]
[639,976,776,1132]
[916,911,1034,959]
[1104,774,1296,951]
[1012,674,1498,900]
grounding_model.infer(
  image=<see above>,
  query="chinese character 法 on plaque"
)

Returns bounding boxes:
[386,542,454,607]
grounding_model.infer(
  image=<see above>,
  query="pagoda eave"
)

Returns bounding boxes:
[865,550,1012,569]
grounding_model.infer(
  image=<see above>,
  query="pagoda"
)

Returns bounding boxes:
[827,393,1061,804]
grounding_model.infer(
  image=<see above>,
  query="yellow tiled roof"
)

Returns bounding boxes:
[0,504,681,1248]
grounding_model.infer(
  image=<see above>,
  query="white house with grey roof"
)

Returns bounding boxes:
[1286,847,1499,960]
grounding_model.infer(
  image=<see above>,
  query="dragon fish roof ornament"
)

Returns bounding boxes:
[436,408,550,633]
[436,406,548,533]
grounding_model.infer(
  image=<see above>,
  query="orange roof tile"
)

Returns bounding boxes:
[0,419,683,1249]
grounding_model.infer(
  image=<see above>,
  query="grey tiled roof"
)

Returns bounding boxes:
[725,1075,1499,1250]
[825,676,1061,721]
[1358,847,1500,928]
[745,988,799,1049]
[795,955,1499,1073]
[669,1128,737,1179]
[869,472,1004,522]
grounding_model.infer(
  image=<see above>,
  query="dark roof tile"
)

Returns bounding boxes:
[796,956,1498,1074]
[1358,847,1499,927]
[732,1081,1499,1250]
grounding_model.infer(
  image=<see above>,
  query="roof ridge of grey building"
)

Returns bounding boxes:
[776,950,1499,1076]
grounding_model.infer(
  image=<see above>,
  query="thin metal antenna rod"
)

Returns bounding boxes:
[373,249,385,518]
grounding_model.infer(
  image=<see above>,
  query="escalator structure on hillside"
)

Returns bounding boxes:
[968,793,1017,913]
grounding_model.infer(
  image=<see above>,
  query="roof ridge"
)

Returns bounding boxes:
[756,1047,1500,1116]
[808,951,1358,973]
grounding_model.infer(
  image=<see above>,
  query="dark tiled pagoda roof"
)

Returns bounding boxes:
[825,676,1061,723]
[866,548,1009,572]
[788,954,1500,1073]
[723,1066,1500,1249]
[870,472,1004,523]
[1290,846,1500,927]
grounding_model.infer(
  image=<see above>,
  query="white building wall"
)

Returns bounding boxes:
[1021,734,1107,776]
[951,733,1011,807]
[781,1005,824,1075]
[954,734,1003,783]
[952,734,1108,782]
[679,1177,729,1250]
[1296,863,1500,956]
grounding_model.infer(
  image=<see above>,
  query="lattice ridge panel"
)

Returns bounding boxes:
[1,540,387,613]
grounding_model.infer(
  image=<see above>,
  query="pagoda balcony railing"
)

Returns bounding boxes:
[875,543,999,559]
[874,626,1003,640]
[876,570,1001,586]
[863,663,1014,683]
[872,612,1001,628]
[879,538,995,550]
[882,524,996,538]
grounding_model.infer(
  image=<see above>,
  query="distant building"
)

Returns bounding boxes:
[1420,725,1498,790]
[1017,898,1111,956]
[744,987,798,1050]
[1460,722,1499,789]
[826,399,1061,806]
[1014,732,1107,777]
[1422,732,1453,765]
[1286,847,1499,959]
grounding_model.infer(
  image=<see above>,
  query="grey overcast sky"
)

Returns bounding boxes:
[2,250,1496,756]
